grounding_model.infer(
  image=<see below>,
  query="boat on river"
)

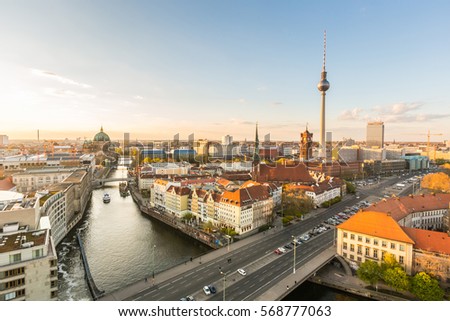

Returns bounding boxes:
[103,193,111,203]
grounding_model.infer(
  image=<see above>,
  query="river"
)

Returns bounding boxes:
[56,167,209,301]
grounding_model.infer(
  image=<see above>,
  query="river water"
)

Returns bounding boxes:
[57,167,363,301]
[57,167,208,301]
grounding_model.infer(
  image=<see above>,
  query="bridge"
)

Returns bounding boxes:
[92,177,135,186]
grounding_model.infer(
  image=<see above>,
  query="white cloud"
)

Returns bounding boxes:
[31,68,92,89]
[44,88,96,99]
[133,95,144,100]
[338,108,364,120]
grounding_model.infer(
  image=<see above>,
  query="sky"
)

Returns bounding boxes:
[0,0,449,143]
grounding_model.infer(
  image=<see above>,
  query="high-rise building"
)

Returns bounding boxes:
[366,121,384,148]
[317,31,330,160]
[221,135,233,145]
[0,135,8,146]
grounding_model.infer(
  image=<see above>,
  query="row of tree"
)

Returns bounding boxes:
[356,254,445,300]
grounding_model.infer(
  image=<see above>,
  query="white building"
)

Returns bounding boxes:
[0,193,58,300]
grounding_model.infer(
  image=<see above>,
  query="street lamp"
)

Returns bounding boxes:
[152,245,156,282]
[292,235,296,274]
[219,267,227,301]
[225,235,231,252]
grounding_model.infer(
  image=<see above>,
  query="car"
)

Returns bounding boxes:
[284,244,292,250]
[186,295,195,301]
[237,268,246,276]
[203,285,211,295]
[208,285,216,294]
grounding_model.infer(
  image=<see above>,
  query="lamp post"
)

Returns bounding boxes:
[152,244,156,282]
[292,235,296,274]
[219,267,227,301]
[226,235,231,252]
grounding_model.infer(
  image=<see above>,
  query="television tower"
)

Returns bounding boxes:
[317,31,330,160]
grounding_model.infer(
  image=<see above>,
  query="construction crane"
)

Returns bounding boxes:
[403,130,443,160]
[425,130,443,160]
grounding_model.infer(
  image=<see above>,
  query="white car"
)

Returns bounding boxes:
[203,286,211,295]
[237,268,246,276]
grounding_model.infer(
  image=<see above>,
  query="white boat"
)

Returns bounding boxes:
[103,193,111,203]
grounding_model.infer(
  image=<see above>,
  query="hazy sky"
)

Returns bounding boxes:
[0,0,449,143]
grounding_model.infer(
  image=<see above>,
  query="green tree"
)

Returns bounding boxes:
[202,220,214,233]
[345,181,356,194]
[382,267,410,292]
[410,272,444,301]
[182,213,193,223]
[356,260,382,290]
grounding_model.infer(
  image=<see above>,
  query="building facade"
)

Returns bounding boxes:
[366,121,384,148]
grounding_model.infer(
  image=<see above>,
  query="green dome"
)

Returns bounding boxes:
[93,126,110,142]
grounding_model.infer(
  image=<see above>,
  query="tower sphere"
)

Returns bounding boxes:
[317,79,330,92]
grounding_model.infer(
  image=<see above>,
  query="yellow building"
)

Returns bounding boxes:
[165,186,190,217]
[336,211,415,274]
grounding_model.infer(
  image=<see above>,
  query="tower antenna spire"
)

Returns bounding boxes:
[322,30,327,72]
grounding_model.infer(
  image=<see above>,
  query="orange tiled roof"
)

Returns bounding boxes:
[402,227,450,256]
[337,211,415,244]
[216,178,232,187]
[167,186,190,196]
[364,193,450,221]
[0,177,15,191]
[221,184,270,206]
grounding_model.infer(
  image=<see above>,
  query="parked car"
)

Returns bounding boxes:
[203,286,211,295]
[208,285,216,294]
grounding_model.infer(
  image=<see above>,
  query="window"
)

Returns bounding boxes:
[357,256,362,262]
[9,254,21,264]
[365,237,370,244]
[399,244,405,251]
[350,254,354,260]
[343,242,348,250]
[390,243,396,250]
[350,234,355,240]
[373,249,378,259]
[33,249,43,259]
[350,244,355,252]
[399,256,404,264]
[357,236,362,242]
[357,245,362,255]
[381,251,386,260]
[343,232,348,238]
[365,247,370,256]
[381,241,387,248]
[5,292,16,301]
[373,239,379,246]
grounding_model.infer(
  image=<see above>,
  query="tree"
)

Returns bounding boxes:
[382,267,410,292]
[345,181,356,194]
[410,272,444,301]
[420,172,450,192]
[356,260,382,290]
[202,220,214,233]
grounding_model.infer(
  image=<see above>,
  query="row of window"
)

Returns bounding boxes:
[0,267,25,279]
[3,289,25,301]
[342,247,405,264]
[343,232,405,251]
[0,278,25,290]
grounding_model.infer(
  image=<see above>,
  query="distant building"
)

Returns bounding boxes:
[0,135,8,146]
[366,121,384,148]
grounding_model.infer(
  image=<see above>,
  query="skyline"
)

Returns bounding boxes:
[1,1,449,142]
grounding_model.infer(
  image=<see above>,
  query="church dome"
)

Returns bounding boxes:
[93,126,110,142]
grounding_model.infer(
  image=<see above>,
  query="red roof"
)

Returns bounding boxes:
[364,193,450,222]
[257,163,315,184]
[221,183,270,206]
[402,227,450,255]
[0,177,15,191]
